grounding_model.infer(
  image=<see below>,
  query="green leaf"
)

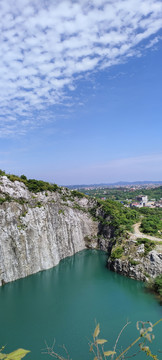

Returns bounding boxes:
[93,324,100,338]
[96,339,107,345]
[90,344,93,352]
[0,354,7,359]
[104,351,116,357]
[5,349,30,360]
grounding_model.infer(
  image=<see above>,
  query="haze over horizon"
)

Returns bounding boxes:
[0,0,162,185]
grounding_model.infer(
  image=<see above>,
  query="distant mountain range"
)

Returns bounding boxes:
[65,181,162,189]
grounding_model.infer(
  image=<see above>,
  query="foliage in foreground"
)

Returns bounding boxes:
[0,320,161,360]
[43,319,162,360]
[0,348,30,360]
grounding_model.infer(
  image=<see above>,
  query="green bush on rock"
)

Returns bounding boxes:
[136,238,155,255]
[151,275,162,297]
[110,246,123,260]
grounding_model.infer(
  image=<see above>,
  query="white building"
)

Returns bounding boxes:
[136,195,148,206]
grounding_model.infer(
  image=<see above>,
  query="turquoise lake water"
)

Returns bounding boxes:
[0,250,161,360]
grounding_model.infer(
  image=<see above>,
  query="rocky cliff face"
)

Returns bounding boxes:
[1,175,161,286]
[107,239,162,281]
[0,176,98,285]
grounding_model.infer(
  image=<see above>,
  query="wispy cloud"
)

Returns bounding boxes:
[0,0,162,136]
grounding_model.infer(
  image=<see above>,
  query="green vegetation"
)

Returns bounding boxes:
[21,211,27,217]
[35,201,43,208]
[94,199,140,237]
[0,171,88,202]
[147,275,162,298]
[0,194,12,204]
[0,347,30,360]
[110,246,123,260]
[71,190,85,199]
[1,169,162,243]
[58,209,64,215]
[72,203,87,212]
[1,320,161,360]
[0,170,6,176]
[0,169,60,193]
[81,185,162,239]
[129,259,140,266]
[44,320,162,360]
[139,208,162,237]
[24,179,59,193]
[0,197,6,204]
[81,185,162,201]
[152,275,162,296]
[136,238,156,255]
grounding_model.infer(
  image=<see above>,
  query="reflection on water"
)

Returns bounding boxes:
[0,250,161,360]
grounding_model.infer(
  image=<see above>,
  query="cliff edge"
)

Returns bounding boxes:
[0,176,98,285]
[0,174,161,286]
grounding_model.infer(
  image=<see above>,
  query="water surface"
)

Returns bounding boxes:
[0,250,161,360]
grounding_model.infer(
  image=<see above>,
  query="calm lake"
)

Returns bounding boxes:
[0,250,161,360]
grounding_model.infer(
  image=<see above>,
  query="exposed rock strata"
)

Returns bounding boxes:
[0,176,162,285]
[107,240,162,281]
[0,176,98,285]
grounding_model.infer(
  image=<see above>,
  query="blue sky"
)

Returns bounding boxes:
[0,0,162,185]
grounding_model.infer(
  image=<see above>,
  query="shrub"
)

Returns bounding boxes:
[71,190,85,198]
[129,259,140,266]
[136,238,155,255]
[35,201,43,208]
[153,275,162,296]
[0,169,6,176]
[111,246,123,260]
[20,175,27,181]
[58,209,64,215]
[0,197,6,204]
[140,215,162,236]
[98,199,140,237]
[7,174,21,182]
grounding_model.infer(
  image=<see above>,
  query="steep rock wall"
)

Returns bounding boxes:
[0,177,98,285]
[107,239,162,281]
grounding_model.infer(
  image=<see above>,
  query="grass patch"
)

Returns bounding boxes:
[129,259,140,266]
[58,209,64,215]
[136,238,155,255]
[110,246,124,260]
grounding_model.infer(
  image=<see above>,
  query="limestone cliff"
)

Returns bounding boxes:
[0,175,161,286]
[0,176,98,285]
[107,238,162,281]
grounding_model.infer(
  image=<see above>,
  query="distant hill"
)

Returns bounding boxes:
[65,181,162,189]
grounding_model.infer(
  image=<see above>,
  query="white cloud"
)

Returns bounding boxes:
[0,0,162,136]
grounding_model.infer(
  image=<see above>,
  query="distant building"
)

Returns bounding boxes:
[131,202,142,208]
[136,195,148,206]
[155,201,162,208]
[145,201,155,208]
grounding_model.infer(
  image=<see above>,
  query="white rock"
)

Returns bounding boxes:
[0,177,98,285]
